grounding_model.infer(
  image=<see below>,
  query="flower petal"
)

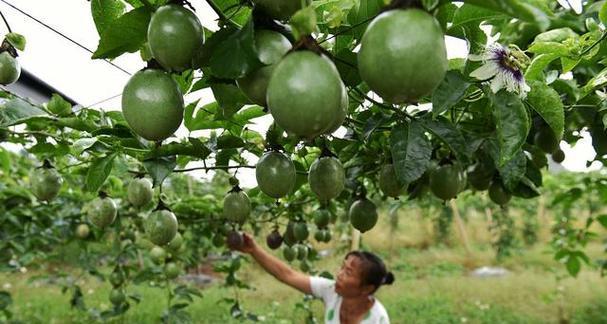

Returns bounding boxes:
[490,75,505,93]
[470,63,499,80]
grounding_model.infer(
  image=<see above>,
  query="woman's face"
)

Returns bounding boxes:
[335,255,374,297]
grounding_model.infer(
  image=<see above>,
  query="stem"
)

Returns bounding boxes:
[204,0,239,27]
[318,15,376,44]
[580,32,607,57]
[172,165,256,173]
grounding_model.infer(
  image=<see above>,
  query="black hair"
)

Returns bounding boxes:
[345,251,395,293]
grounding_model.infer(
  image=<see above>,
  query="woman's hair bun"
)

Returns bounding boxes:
[383,272,395,285]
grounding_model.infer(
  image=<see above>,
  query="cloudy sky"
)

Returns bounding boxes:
[0,0,601,187]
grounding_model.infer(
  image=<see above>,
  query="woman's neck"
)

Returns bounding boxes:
[341,294,374,311]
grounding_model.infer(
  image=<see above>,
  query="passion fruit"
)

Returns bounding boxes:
[122,69,184,141]
[237,30,291,106]
[358,9,447,103]
[127,177,153,208]
[87,196,117,229]
[429,164,462,201]
[255,151,296,198]
[0,52,20,85]
[348,198,378,233]
[145,209,178,246]
[222,190,251,224]
[379,164,406,198]
[308,156,345,203]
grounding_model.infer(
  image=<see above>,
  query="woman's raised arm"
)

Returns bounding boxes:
[232,232,312,294]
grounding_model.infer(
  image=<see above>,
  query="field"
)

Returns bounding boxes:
[3,201,606,324]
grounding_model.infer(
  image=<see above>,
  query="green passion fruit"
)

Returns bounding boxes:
[308,156,345,203]
[255,151,296,198]
[0,52,20,85]
[488,180,512,206]
[30,166,63,202]
[429,164,462,201]
[222,190,251,224]
[358,9,447,103]
[267,51,345,139]
[145,209,178,246]
[147,4,204,71]
[348,198,378,233]
[127,177,153,207]
[122,69,184,141]
[379,164,406,198]
[237,30,291,106]
[252,0,311,21]
[87,196,118,229]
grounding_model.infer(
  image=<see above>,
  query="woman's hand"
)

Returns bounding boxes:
[231,232,257,254]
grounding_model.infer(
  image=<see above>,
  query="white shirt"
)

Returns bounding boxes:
[309,276,390,324]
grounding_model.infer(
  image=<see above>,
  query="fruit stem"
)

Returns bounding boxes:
[155,199,169,211]
[145,59,163,70]
[289,35,331,57]
[41,159,54,169]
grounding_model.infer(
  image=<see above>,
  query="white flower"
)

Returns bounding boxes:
[469,43,530,99]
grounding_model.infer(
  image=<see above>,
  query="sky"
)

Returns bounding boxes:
[0,0,601,188]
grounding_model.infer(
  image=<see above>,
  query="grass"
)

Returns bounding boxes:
[1,205,607,323]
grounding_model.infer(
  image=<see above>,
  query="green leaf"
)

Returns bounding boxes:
[0,98,48,127]
[597,214,607,229]
[489,90,530,166]
[421,116,470,162]
[527,42,569,56]
[581,67,607,98]
[498,150,526,191]
[5,33,26,51]
[334,49,361,87]
[463,0,550,30]
[143,156,176,187]
[46,94,72,117]
[183,99,201,132]
[0,147,10,174]
[209,18,263,79]
[533,28,578,43]
[451,4,505,29]
[217,134,245,149]
[72,138,99,156]
[211,82,249,119]
[91,0,126,35]
[431,71,471,117]
[92,6,152,60]
[600,2,607,26]
[346,0,383,40]
[525,53,560,81]
[565,254,581,277]
[526,81,564,140]
[86,153,117,192]
[390,121,432,185]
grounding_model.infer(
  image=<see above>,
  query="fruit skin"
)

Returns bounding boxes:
[534,126,559,154]
[295,244,308,260]
[429,165,462,201]
[313,209,330,228]
[283,245,296,261]
[267,51,346,139]
[323,83,348,135]
[147,4,204,71]
[293,222,309,241]
[379,164,406,198]
[252,0,311,20]
[358,9,447,103]
[145,209,178,246]
[255,151,296,198]
[282,221,297,246]
[165,262,181,279]
[166,232,183,253]
[348,198,378,233]
[266,230,283,250]
[109,270,125,287]
[237,30,291,106]
[226,230,244,250]
[222,190,251,224]
[87,197,118,229]
[122,69,184,141]
[150,246,167,264]
[552,149,565,163]
[127,178,153,207]
[308,156,345,203]
[30,167,63,202]
[109,289,126,306]
[0,52,20,85]
[75,224,90,239]
[489,181,512,206]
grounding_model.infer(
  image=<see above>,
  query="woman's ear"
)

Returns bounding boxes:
[361,283,376,296]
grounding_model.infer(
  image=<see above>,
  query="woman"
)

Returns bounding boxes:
[231,233,394,324]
